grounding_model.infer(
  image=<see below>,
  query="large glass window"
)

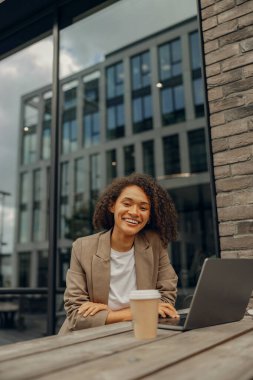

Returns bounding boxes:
[0,0,216,344]
[22,97,39,165]
[189,31,204,117]
[188,128,208,173]
[131,51,153,133]
[62,84,78,154]
[163,135,181,175]
[89,154,101,220]
[106,62,124,98]
[19,172,29,243]
[106,62,125,140]
[124,145,135,176]
[60,162,69,239]
[41,92,52,160]
[18,252,31,287]
[83,74,100,147]
[131,51,151,90]
[106,149,117,184]
[107,103,125,139]
[142,140,155,177]
[32,169,42,241]
[158,39,185,125]
[38,250,48,287]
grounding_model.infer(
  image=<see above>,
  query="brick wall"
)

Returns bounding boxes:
[199,0,253,260]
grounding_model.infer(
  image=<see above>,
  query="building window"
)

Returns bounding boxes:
[158,39,185,125]
[90,153,101,218]
[106,62,125,140]
[83,77,100,147]
[60,162,69,239]
[71,157,90,239]
[59,248,71,287]
[163,135,180,175]
[107,62,124,99]
[19,172,29,243]
[22,97,39,164]
[42,92,52,160]
[106,149,117,184]
[107,103,124,139]
[32,169,42,241]
[124,145,135,176]
[131,51,153,133]
[131,51,151,90]
[142,140,155,177]
[18,252,31,287]
[74,157,84,211]
[188,128,207,173]
[38,250,48,287]
[62,85,77,154]
[132,94,152,133]
[189,31,204,117]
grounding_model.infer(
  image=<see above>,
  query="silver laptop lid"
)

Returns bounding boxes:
[184,258,253,330]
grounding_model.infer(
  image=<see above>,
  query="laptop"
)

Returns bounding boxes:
[158,258,253,331]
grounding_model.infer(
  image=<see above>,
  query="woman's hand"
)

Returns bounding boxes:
[77,302,111,317]
[158,302,179,318]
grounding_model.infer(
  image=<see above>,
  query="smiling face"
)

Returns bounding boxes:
[110,185,151,241]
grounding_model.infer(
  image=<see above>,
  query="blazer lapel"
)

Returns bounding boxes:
[134,232,154,289]
[92,230,111,304]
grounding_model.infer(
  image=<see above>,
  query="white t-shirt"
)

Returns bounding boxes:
[108,247,137,310]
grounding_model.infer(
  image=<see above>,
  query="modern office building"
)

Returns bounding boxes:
[14,16,215,294]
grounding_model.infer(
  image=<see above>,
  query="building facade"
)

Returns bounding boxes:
[14,16,215,296]
[199,0,253,264]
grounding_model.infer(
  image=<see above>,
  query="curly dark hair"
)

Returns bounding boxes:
[93,173,178,248]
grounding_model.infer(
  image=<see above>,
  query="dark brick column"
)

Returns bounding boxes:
[199,0,253,259]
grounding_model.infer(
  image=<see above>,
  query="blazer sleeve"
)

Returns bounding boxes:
[156,240,178,305]
[63,239,109,332]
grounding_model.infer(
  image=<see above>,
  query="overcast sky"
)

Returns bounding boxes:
[0,0,197,252]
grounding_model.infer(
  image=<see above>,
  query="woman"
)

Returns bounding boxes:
[59,173,179,334]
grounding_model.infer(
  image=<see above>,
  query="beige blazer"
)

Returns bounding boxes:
[58,229,178,335]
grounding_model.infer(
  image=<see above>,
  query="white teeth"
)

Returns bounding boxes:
[124,218,139,225]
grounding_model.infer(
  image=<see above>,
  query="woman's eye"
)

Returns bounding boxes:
[140,207,148,211]
[123,202,130,207]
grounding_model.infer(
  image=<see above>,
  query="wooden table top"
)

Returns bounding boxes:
[0,316,252,380]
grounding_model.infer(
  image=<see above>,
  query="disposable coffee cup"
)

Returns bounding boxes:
[129,289,161,340]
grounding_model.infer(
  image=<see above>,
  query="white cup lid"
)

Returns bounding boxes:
[129,290,161,300]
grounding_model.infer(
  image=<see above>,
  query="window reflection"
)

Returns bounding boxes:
[106,149,117,184]
[18,252,31,287]
[32,169,42,241]
[124,145,135,176]
[83,74,100,147]
[188,128,207,173]
[163,135,181,175]
[131,51,152,133]
[38,250,48,287]
[22,97,39,164]
[159,39,185,125]
[42,92,52,160]
[19,172,29,243]
[142,140,155,177]
[189,31,205,117]
[62,83,78,154]
[60,162,69,239]
[1,1,215,343]
[106,62,125,139]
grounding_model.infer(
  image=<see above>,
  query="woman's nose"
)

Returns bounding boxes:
[129,204,138,215]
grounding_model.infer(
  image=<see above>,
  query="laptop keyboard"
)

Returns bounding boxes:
[158,314,187,327]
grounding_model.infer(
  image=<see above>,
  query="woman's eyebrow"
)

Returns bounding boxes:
[122,197,150,205]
